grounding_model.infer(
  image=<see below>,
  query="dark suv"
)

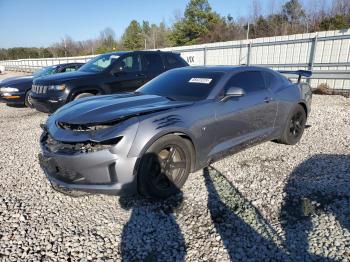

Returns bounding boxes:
[30,51,189,113]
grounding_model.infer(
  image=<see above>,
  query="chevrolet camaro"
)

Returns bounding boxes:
[39,66,312,198]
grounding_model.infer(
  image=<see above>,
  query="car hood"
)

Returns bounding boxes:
[34,70,97,85]
[0,75,33,86]
[51,93,194,125]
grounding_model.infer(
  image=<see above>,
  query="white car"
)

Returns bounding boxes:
[0,65,5,74]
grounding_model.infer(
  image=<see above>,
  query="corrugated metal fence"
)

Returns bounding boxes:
[163,29,350,91]
[1,29,350,91]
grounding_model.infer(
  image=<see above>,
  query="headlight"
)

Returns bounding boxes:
[0,87,19,92]
[48,84,65,91]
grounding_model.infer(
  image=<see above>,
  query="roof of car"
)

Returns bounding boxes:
[101,50,181,56]
[175,65,275,73]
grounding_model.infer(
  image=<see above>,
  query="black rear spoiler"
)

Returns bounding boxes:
[278,70,312,83]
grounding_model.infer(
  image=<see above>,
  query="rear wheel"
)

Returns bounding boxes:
[73,92,95,100]
[278,104,306,145]
[138,135,193,199]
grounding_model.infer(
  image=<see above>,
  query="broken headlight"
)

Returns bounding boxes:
[42,133,122,154]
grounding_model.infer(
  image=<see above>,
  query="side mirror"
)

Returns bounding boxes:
[221,87,245,101]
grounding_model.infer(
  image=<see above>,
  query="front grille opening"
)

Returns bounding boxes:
[32,85,48,94]
[42,133,122,154]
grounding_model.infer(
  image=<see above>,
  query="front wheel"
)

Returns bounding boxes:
[278,104,307,145]
[137,135,193,199]
[24,91,33,108]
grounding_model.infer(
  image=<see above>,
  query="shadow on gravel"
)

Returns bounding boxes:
[5,104,26,108]
[280,154,350,260]
[203,166,288,260]
[119,195,186,261]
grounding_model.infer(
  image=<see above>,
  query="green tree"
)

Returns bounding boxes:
[282,0,305,24]
[169,0,221,46]
[319,14,350,30]
[122,20,144,50]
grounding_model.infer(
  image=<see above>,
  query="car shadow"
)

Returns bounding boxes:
[119,194,186,261]
[203,166,288,260]
[280,154,350,261]
[119,152,187,261]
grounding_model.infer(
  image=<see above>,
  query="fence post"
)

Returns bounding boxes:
[247,43,252,65]
[203,47,207,66]
[308,35,318,84]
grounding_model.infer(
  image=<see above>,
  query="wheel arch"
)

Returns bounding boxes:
[68,87,104,101]
[298,101,308,117]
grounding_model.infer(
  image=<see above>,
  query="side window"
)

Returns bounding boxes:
[263,71,280,89]
[63,66,78,72]
[115,54,141,72]
[142,54,164,72]
[164,54,186,69]
[226,71,266,93]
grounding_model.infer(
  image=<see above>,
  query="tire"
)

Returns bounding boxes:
[24,91,33,108]
[73,92,95,100]
[278,104,307,145]
[137,135,194,199]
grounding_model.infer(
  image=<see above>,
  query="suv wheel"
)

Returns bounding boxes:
[74,93,95,100]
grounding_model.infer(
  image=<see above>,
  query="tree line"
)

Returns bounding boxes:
[1,0,349,60]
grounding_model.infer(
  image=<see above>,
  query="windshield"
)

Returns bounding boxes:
[79,53,120,73]
[33,66,57,78]
[137,69,224,101]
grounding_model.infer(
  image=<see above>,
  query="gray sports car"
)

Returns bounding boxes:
[39,66,312,198]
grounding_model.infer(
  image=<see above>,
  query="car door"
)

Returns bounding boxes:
[141,53,165,83]
[107,53,146,93]
[212,70,277,156]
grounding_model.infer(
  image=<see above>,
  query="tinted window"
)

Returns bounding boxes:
[226,71,266,93]
[164,54,186,69]
[142,54,163,71]
[64,67,77,72]
[137,69,224,101]
[263,71,280,89]
[62,66,78,73]
[114,54,141,72]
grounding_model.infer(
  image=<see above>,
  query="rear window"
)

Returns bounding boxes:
[163,54,187,69]
[226,71,266,93]
[137,69,224,101]
[142,54,164,71]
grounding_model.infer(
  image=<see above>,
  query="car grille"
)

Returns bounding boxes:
[41,132,120,154]
[32,85,48,94]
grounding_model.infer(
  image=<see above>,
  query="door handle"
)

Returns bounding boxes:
[264,97,274,103]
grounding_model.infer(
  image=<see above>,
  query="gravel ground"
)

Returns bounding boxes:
[0,72,349,261]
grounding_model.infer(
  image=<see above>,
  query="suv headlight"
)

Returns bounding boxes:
[48,84,65,91]
[0,87,19,92]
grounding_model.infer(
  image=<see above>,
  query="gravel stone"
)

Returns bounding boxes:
[0,73,349,261]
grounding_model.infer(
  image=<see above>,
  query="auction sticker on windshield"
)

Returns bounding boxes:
[189,78,212,84]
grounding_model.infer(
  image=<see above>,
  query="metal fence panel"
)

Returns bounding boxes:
[1,29,350,91]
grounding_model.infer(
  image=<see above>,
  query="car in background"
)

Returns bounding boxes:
[30,51,189,113]
[0,65,5,74]
[0,63,83,107]
[39,66,312,199]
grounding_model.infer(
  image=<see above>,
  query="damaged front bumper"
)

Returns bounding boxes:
[39,118,140,196]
